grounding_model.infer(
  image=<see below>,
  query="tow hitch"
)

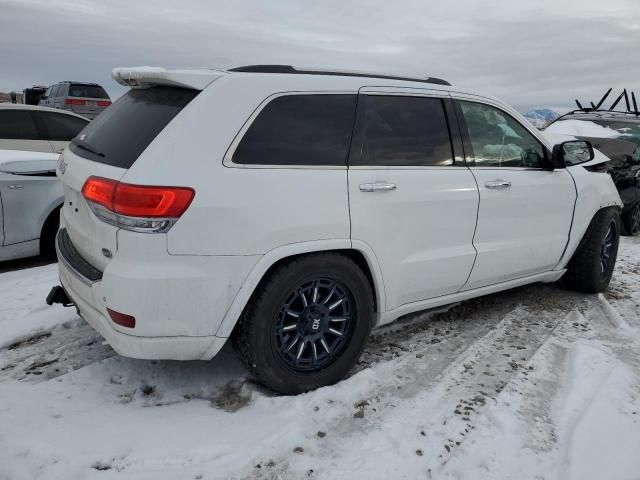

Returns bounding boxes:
[46,285,74,307]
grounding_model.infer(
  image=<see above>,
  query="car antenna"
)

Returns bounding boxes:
[609,90,626,111]
[594,88,612,110]
[632,91,639,116]
[575,99,586,111]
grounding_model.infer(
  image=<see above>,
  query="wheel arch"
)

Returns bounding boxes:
[213,239,386,339]
[38,199,63,254]
[557,204,621,269]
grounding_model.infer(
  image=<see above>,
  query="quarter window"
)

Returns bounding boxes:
[353,95,453,167]
[0,110,41,140]
[460,101,546,168]
[232,94,357,166]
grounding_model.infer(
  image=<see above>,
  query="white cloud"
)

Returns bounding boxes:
[1,0,638,110]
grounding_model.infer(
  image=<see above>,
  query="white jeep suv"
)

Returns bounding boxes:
[49,65,623,394]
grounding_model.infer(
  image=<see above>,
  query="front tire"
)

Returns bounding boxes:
[564,208,621,293]
[232,254,375,395]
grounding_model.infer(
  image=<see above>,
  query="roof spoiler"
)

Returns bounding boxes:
[112,67,225,90]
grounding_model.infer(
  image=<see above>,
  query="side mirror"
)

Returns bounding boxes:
[552,140,594,168]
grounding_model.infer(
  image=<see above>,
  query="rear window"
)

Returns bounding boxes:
[232,94,357,166]
[68,84,109,99]
[70,86,198,169]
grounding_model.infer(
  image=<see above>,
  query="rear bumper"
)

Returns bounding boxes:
[55,227,257,360]
[62,278,226,360]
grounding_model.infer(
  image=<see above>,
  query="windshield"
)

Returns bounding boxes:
[547,118,640,163]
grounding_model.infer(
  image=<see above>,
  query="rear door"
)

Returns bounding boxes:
[454,98,576,289]
[53,84,66,109]
[0,109,54,153]
[348,89,479,311]
[59,86,199,270]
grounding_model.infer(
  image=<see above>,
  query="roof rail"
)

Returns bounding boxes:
[228,64,451,86]
[60,81,101,85]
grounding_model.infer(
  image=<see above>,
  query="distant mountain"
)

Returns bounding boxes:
[523,108,560,129]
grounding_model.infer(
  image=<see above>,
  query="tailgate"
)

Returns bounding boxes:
[70,97,108,118]
[57,83,201,271]
[57,148,126,271]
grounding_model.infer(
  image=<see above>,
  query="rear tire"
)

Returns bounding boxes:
[623,204,640,236]
[232,253,375,395]
[564,208,620,293]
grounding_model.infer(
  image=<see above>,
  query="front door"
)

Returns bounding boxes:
[348,89,479,311]
[454,99,576,290]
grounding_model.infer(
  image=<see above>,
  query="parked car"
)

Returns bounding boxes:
[48,65,623,394]
[0,149,63,261]
[0,104,89,154]
[546,95,640,236]
[39,81,111,120]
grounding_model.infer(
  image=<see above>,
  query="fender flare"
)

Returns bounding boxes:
[213,238,387,339]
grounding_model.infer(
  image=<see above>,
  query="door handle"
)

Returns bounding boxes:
[8,184,24,189]
[359,182,397,192]
[485,179,511,190]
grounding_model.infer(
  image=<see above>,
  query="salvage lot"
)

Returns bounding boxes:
[0,238,638,480]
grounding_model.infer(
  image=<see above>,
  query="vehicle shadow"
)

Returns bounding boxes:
[0,255,56,274]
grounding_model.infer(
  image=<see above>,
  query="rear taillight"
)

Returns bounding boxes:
[97,100,111,107]
[65,98,86,106]
[81,176,194,233]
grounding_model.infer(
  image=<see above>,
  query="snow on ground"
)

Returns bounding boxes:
[0,238,639,480]
[0,262,71,350]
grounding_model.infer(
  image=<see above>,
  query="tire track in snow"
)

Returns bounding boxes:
[0,319,114,382]
[245,289,594,479]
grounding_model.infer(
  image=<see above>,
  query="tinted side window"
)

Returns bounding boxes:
[51,85,61,98]
[0,110,40,139]
[233,94,356,166]
[460,101,546,168]
[35,112,88,140]
[353,95,453,167]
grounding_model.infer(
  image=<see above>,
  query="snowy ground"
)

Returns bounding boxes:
[0,238,639,480]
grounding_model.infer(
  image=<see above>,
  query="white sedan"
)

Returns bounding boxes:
[0,149,63,261]
[0,103,89,154]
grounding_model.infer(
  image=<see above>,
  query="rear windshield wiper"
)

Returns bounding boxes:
[72,139,105,158]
